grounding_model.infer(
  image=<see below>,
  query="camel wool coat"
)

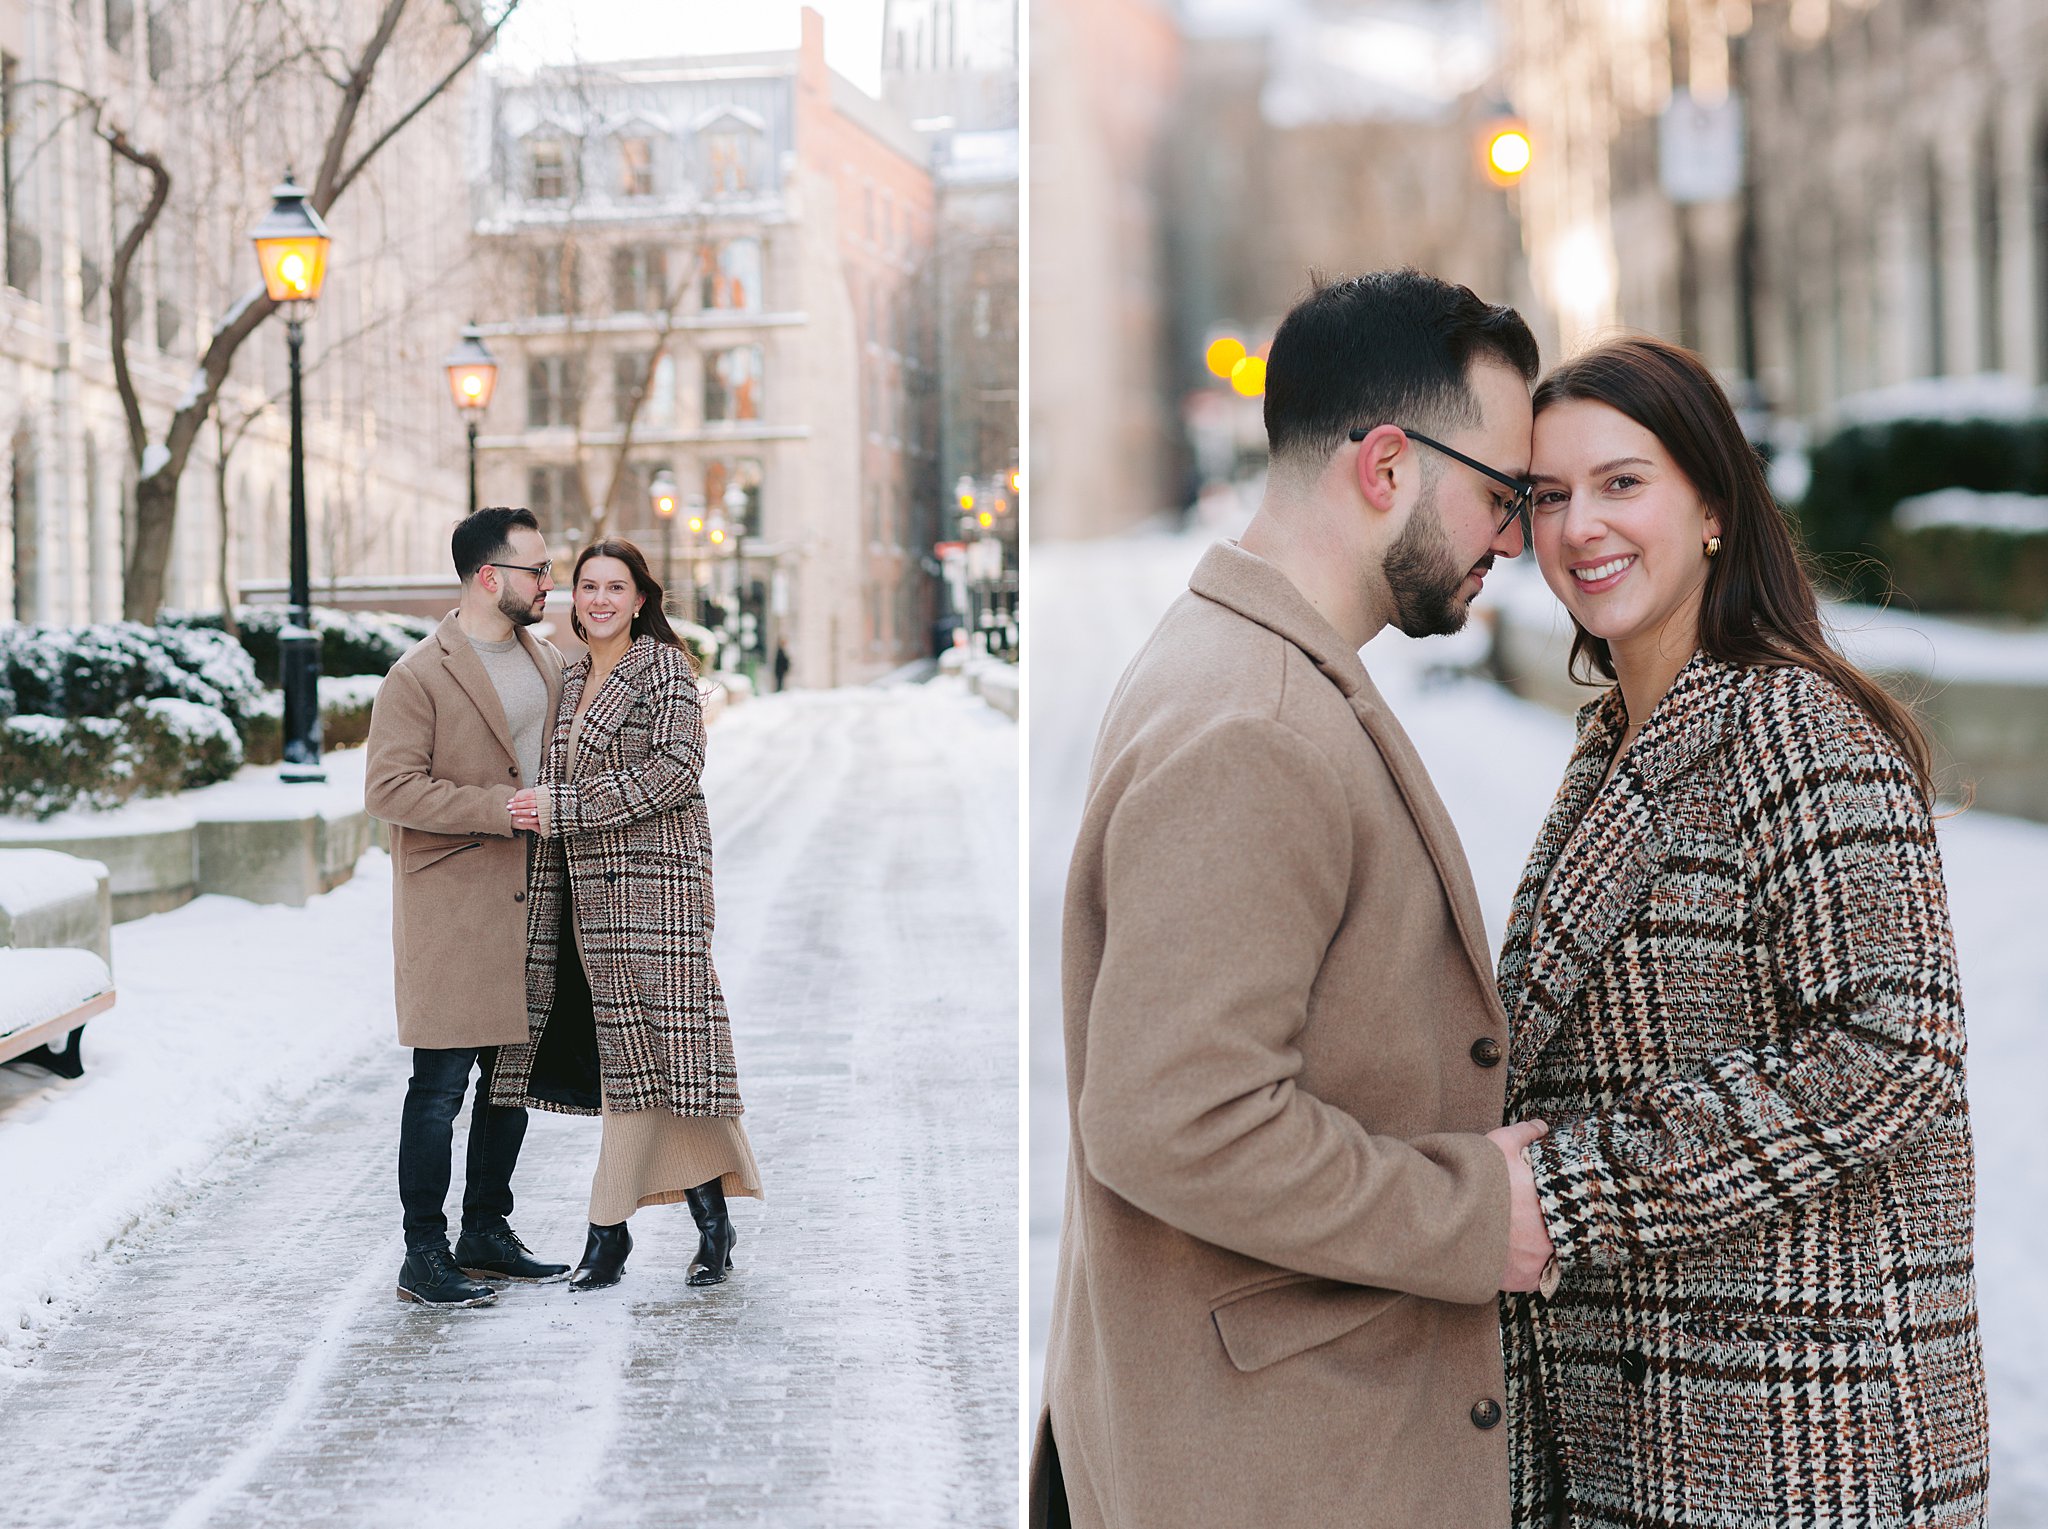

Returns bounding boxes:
[364,613,564,1049]
[1034,541,1515,1529]
[491,637,741,1119]
[1499,653,1988,1528]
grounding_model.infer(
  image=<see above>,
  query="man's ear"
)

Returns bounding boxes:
[1351,425,1408,514]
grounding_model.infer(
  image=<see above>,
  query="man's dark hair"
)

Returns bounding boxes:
[1263,268,1539,473]
[451,506,542,583]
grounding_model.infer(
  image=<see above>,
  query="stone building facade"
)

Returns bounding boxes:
[469,8,944,688]
[0,0,477,626]
[1501,0,2048,418]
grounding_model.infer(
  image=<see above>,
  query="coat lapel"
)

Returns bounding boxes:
[1188,542,1505,1024]
[566,637,661,775]
[434,613,520,771]
[1505,652,1741,1081]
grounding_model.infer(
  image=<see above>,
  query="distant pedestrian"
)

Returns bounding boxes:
[365,505,574,1309]
[773,642,790,692]
[1499,335,1988,1526]
[500,537,762,1293]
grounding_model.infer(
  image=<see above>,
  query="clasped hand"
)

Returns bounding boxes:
[1489,1118,1555,1294]
[508,786,541,833]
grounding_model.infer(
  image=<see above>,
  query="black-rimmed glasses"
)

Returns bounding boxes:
[486,560,553,582]
[1348,425,1533,546]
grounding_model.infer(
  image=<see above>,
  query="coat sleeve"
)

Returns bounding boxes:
[1527,675,1965,1268]
[363,662,516,836]
[1075,715,1510,1305]
[538,654,704,836]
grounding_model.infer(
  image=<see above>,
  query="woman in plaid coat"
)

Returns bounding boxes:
[1500,337,1988,1527]
[495,539,760,1292]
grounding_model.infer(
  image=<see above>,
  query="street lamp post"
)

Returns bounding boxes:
[250,171,332,783]
[443,323,499,516]
[723,480,751,665]
[650,471,679,598]
[684,494,707,624]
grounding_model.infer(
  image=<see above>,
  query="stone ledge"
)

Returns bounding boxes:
[0,849,114,963]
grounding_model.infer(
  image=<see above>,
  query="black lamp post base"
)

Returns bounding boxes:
[279,622,325,784]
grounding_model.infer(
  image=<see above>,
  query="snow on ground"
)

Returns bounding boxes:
[0,678,1017,1526]
[1029,518,2048,1525]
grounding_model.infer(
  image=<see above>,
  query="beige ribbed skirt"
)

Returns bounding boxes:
[589,1105,763,1224]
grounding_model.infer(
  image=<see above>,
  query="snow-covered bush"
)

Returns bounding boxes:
[134,698,244,786]
[237,675,382,764]
[162,606,432,684]
[0,714,135,818]
[1799,415,2048,605]
[0,621,264,722]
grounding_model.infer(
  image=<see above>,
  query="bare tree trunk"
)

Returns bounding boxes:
[103,0,521,620]
[214,408,238,638]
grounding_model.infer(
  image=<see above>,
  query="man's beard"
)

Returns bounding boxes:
[1382,478,1484,638]
[497,582,544,627]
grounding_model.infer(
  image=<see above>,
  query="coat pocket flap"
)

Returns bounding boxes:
[402,832,482,872]
[1210,1275,1408,1373]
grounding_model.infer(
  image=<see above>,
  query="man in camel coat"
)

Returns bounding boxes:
[1034,271,1558,1527]
[365,506,571,1307]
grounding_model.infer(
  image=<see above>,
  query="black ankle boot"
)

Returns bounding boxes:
[683,1179,736,1287]
[568,1221,632,1292]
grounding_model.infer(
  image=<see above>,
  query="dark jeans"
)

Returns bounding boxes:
[397,1045,528,1252]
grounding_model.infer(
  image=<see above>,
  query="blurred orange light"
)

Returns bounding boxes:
[1206,337,1247,379]
[687,515,704,534]
[1229,355,1266,398]
[1489,130,1532,177]
[709,528,726,545]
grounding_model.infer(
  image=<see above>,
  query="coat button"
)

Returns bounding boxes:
[1619,1349,1647,1385]
[507,765,517,777]
[1470,1399,1502,1430]
[1470,1037,1502,1067]
[514,892,526,903]
[605,871,617,883]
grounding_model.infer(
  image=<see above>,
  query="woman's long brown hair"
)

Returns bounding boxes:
[1532,336,1934,803]
[567,537,686,653]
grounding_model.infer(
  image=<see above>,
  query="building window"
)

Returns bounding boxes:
[528,138,568,202]
[704,346,762,422]
[621,136,654,197]
[706,130,754,195]
[156,297,180,354]
[699,238,761,311]
[613,350,650,425]
[1976,122,2001,373]
[106,0,134,53]
[1,54,33,302]
[79,256,103,323]
[533,245,578,316]
[146,6,173,78]
[703,457,763,535]
[610,244,667,313]
[527,464,585,540]
[526,356,582,429]
[1924,149,1946,378]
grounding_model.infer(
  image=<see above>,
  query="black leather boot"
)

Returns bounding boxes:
[396,1246,498,1307]
[568,1221,632,1292]
[456,1224,571,1284]
[683,1179,736,1287]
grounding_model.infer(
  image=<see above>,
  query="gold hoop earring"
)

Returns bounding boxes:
[1705,536,1722,559]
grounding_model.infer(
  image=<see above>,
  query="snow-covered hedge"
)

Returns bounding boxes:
[236,674,384,764]
[160,605,432,686]
[0,622,266,725]
[1799,415,2048,606]
[0,700,242,819]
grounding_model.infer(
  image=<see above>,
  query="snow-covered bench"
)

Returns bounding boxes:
[0,849,116,1078]
[0,948,114,1077]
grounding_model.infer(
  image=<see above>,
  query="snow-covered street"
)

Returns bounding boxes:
[1028,517,2048,1525]
[0,678,1017,1528]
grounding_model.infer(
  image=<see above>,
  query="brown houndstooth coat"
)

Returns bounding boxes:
[491,636,741,1119]
[1499,651,1988,1528]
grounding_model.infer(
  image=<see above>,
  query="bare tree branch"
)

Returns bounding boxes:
[99,124,172,468]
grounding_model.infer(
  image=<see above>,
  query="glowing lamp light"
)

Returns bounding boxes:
[1229,355,1267,398]
[687,515,705,535]
[1009,469,1021,493]
[249,172,331,306]
[649,471,680,521]
[1481,116,1533,187]
[978,511,994,530]
[709,527,727,545]
[442,324,498,414]
[958,490,975,511]
[1205,336,1247,380]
